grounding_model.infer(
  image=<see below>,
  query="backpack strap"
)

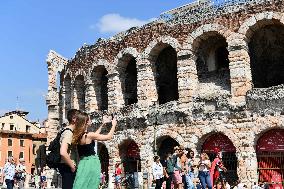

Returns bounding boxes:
[60,128,73,135]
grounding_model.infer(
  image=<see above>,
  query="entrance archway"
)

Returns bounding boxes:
[256,129,284,187]
[157,136,179,160]
[98,142,109,183]
[119,140,141,188]
[202,133,238,184]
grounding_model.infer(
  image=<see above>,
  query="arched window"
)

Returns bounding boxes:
[155,46,179,104]
[195,32,230,90]
[249,23,284,88]
[74,75,85,111]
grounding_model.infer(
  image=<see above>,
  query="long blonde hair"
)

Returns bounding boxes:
[201,153,210,160]
[71,112,89,146]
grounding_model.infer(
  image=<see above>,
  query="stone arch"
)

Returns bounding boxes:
[114,48,139,106]
[88,65,109,111]
[62,73,72,120]
[199,131,238,184]
[239,13,284,88]
[118,139,141,174]
[143,36,180,104]
[87,59,113,78]
[156,135,179,160]
[238,12,284,41]
[154,127,185,147]
[63,67,73,81]
[195,126,240,153]
[189,24,232,94]
[255,128,284,185]
[72,68,87,85]
[253,124,284,150]
[186,24,232,52]
[97,142,110,182]
[116,47,139,61]
[73,74,85,111]
[143,36,181,59]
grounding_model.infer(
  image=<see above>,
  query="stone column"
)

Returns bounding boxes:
[177,50,198,110]
[46,66,60,145]
[60,87,66,122]
[236,145,258,188]
[108,144,120,189]
[46,50,68,188]
[227,33,252,105]
[136,57,158,108]
[107,72,124,111]
[85,78,98,113]
[140,142,155,189]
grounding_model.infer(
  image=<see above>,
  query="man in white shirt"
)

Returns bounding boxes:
[1,156,16,189]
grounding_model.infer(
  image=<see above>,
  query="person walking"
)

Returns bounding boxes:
[184,149,194,189]
[198,153,212,189]
[15,158,26,189]
[58,109,80,189]
[114,163,122,189]
[172,146,183,189]
[164,152,175,189]
[72,112,117,189]
[1,156,16,189]
[34,173,40,189]
[210,148,227,188]
[152,155,164,189]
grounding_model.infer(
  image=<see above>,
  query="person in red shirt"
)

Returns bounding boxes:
[115,163,122,189]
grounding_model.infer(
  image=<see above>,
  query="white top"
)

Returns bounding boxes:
[152,162,164,180]
[237,183,244,189]
[3,162,16,180]
[16,164,26,178]
[199,160,210,172]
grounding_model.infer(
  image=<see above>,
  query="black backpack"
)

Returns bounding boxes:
[46,128,73,169]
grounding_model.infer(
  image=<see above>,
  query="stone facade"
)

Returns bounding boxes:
[46,0,284,188]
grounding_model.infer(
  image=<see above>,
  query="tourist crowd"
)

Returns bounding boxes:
[151,146,229,189]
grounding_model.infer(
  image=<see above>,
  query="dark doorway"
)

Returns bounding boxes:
[157,136,179,160]
[249,24,284,88]
[156,46,179,104]
[202,133,238,185]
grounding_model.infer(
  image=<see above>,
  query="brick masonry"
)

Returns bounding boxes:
[45,0,284,187]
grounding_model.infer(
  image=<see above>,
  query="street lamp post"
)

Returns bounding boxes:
[153,101,158,156]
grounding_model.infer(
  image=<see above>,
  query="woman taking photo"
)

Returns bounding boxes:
[72,112,117,189]
[198,153,212,189]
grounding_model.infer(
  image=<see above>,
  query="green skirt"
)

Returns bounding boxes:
[73,155,101,189]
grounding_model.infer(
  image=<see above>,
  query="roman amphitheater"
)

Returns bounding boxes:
[46,0,284,187]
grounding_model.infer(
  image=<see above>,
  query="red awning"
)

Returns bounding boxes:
[257,129,284,152]
[202,133,236,153]
[126,141,140,158]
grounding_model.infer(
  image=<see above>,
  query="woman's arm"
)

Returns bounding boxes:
[94,123,105,134]
[205,160,211,169]
[87,118,117,141]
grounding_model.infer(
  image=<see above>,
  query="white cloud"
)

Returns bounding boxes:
[94,13,156,34]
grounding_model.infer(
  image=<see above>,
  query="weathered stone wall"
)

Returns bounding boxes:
[45,0,284,188]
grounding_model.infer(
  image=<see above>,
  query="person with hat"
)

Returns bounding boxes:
[15,158,26,189]
[210,148,227,188]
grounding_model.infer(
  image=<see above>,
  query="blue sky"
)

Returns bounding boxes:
[0,0,191,121]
